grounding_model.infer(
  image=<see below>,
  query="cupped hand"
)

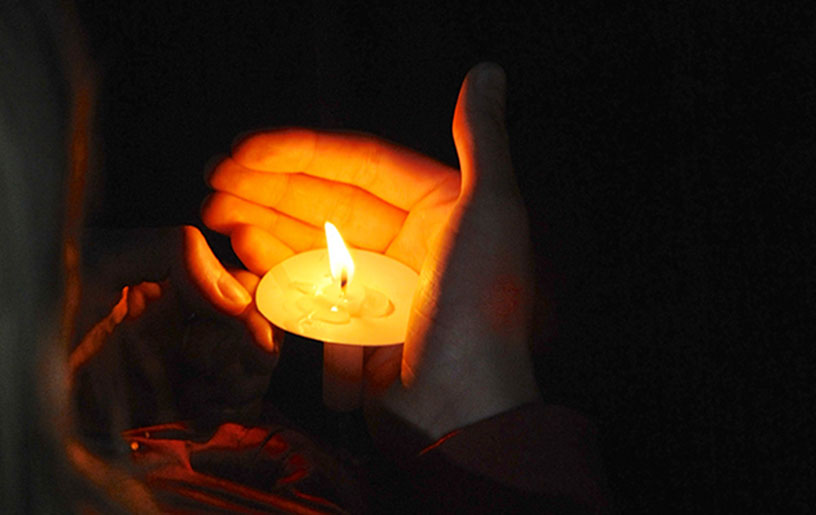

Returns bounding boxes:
[201,125,461,276]
[202,63,540,440]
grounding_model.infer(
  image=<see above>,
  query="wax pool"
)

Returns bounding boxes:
[256,248,418,346]
[291,278,393,325]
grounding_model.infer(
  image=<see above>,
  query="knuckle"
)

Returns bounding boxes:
[354,142,380,190]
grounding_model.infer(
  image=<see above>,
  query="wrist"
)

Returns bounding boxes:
[421,369,541,440]
[384,355,541,441]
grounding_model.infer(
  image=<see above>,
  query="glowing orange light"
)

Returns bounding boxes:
[324,222,355,289]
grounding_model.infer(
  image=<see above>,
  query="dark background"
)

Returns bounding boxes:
[75,1,813,512]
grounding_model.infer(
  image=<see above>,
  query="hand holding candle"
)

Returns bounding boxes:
[203,63,541,437]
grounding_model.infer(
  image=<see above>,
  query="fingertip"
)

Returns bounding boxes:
[203,153,227,188]
[228,265,280,355]
[454,62,508,141]
[181,224,203,249]
[126,286,146,319]
[111,286,129,324]
[138,281,163,300]
[453,62,514,198]
[230,128,264,155]
[229,269,277,353]
[200,194,218,229]
[244,311,278,353]
[467,62,507,108]
[239,318,282,374]
[200,194,237,235]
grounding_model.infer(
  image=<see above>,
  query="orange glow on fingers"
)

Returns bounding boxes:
[229,267,261,293]
[231,128,459,211]
[231,225,295,276]
[232,127,318,173]
[209,157,291,207]
[126,285,147,319]
[202,193,323,252]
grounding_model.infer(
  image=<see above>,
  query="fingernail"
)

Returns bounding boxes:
[218,275,251,308]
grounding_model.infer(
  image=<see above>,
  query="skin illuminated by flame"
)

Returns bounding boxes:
[324,221,355,288]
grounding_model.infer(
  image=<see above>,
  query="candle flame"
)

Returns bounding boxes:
[325,222,355,288]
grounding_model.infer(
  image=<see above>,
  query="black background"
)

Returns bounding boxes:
[75,1,813,512]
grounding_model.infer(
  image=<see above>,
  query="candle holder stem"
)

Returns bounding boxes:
[322,342,363,411]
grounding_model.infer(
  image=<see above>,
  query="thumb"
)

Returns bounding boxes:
[181,225,252,317]
[452,62,514,200]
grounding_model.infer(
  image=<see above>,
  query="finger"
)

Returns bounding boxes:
[241,304,278,352]
[201,193,323,252]
[231,224,295,276]
[209,157,406,247]
[452,62,516,200]
[125,284,146,319]
[181,225,251,316]
[384,195,458,272]
[230,268,279,354]
[230,268,261,294]
[364,344,402,396]
[68,287,129,383]
[138,281,163,300]
[232,128,459,211]
[125,281,162,319]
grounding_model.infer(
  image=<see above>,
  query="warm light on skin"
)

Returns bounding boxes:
[203,129,461,276]
[324,222,355,289]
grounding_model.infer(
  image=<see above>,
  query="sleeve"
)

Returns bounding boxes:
[369,403,611,514]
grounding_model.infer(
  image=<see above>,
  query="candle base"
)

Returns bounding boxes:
[322,342,363,411]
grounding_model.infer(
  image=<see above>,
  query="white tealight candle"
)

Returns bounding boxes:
[255,222,418,411]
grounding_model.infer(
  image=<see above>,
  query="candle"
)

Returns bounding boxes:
[255,222,418,410]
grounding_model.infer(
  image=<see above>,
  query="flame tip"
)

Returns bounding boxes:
[324,222,355,286]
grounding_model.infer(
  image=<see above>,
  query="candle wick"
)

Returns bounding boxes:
[340,269,348,291]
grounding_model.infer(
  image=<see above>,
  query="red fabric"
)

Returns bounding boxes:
[121,422,358,514]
